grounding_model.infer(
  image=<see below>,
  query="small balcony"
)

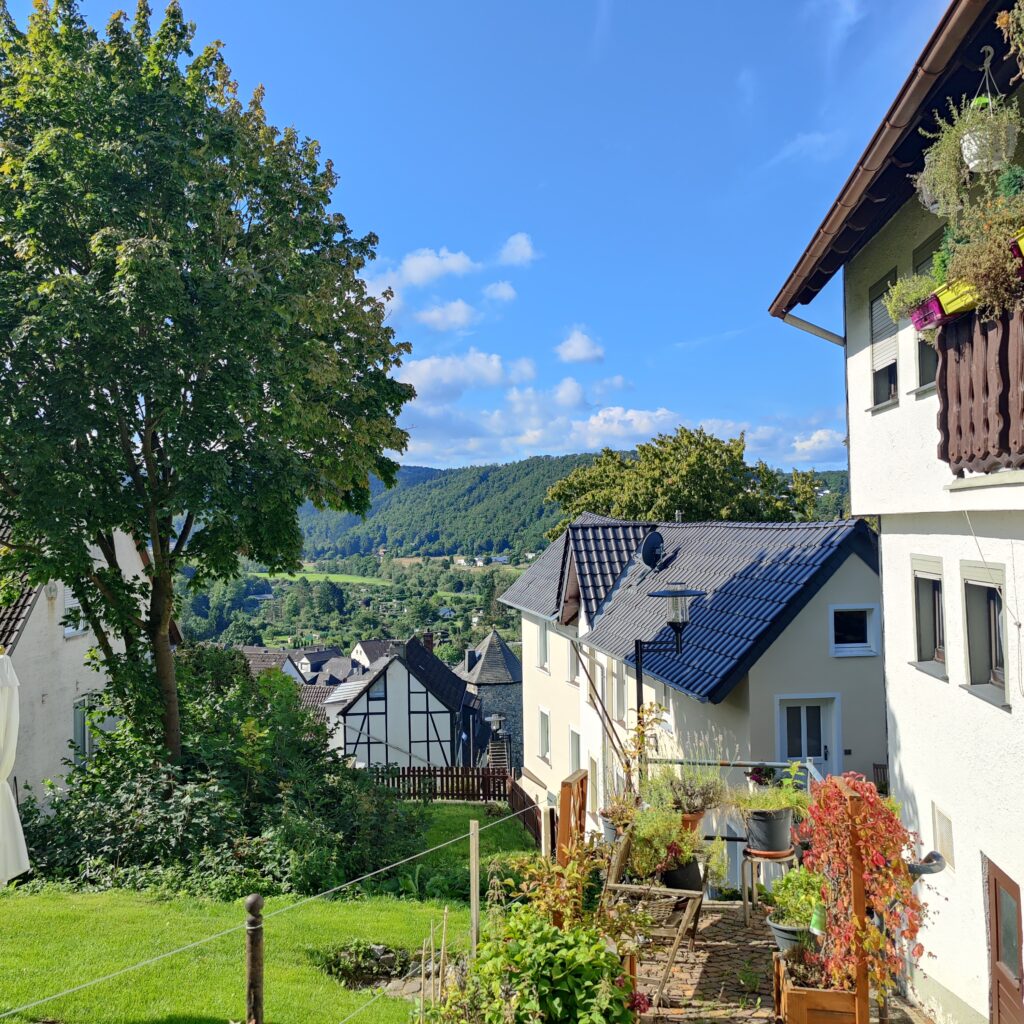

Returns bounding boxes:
[936,311,1024,476]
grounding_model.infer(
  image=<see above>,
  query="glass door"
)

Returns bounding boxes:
[779,700,834,775]
[989,860,1024,1024]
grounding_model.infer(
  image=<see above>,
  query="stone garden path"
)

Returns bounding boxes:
[637,901,934,1024]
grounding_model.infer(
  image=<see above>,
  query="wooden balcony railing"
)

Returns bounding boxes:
[936,311,1024,476]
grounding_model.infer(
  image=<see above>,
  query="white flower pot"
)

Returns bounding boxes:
[962,121,1019,172]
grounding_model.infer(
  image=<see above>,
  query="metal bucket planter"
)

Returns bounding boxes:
[746,808,793,854]
[661,858,702,891]
[600,816,618,844]
[766,913,811,953]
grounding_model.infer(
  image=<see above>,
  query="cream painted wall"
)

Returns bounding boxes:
[880,511,1024,1024]
[11,533,144,795]
[748,553,886,778]
[844,196,1024,517]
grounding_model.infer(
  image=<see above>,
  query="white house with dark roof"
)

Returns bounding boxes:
[500,513,885,829]
[324,636,490,767]
[0,531,147,795]
[239,646,305,684]
[770,3,1024,1020]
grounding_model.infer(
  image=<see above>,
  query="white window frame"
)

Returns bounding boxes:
[828,603,880,658]
[773,692,843,775]
[569,725,582,774]
[536,620,549,671]
[569,644,582,688]
[368,677,386,701]
[63,586,88,639]
[614,662,627,723]
[72,696,97,764]
[538,706,551,762]
[588,755,599,815]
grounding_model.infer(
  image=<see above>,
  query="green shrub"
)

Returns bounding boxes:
[20,645,425,897]
[766,867,824,928]
[882,274,936,323]
[628,808,701,879]
[426,905,634,1024]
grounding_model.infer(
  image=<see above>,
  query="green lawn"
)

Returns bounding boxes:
[0,889,465,1024]
[249,570,391,587]
[0,804,533,1024]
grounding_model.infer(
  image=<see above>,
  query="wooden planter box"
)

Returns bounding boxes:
[773,954,857,1024]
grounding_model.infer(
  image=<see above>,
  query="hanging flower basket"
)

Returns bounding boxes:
[961,96,1019,173]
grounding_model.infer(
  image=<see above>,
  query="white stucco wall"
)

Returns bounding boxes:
[10,533,143,796]
[879,511,1024,1024]
[844,195,1024,518]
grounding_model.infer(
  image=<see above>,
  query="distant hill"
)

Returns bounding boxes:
[299,454,597,559]
[298,456,851,560]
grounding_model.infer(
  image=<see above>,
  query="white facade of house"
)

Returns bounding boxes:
[517,550,886,826]
[9,533,145,797]
[844,195,1024,1024]
[325,658,457,767]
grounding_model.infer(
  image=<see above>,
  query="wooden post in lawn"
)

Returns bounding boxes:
[469,818,481,956]
[245,894,264,1024]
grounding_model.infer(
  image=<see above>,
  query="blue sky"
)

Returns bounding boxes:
[18,0,947,469]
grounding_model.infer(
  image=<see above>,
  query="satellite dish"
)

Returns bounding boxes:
[640,531,664,569]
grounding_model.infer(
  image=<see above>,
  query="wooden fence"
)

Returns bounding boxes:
[371,765,509,802]
[508,777,557,856]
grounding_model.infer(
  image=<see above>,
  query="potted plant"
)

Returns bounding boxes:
[881,273,944,331]
[628,807,702,890]
[961,95,1019,173]
[667,773,725,832]
[763,867,824,953]
[599,792,635,843]
[734,763,810,854]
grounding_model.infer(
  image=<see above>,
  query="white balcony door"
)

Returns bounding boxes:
[777,698,837,776]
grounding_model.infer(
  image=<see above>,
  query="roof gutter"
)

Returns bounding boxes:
[782,313,845,347]
[769,0,989,319]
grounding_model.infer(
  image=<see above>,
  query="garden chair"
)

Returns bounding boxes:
[601,829,708,1009]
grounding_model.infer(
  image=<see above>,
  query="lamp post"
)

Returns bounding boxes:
[633,587,705,717]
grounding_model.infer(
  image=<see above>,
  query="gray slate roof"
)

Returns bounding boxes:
[565,515,655,621]
[240,646,300,676]
[298,683,332,724]
[353,639,390,663]
[458,629,522,688]
[498,531,568,620]
[503,515,877,704]
[296,647,343,673]
[309,656,359,687]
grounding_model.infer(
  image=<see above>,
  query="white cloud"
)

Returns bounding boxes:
[591,374,629,401]
[508,358,536,383]
[556,326,604,364]
[790,428,847,462]
[483,280,517,302]
[414,299,479,332]
[499,232,537,266]
[398,347,508,403]
[554,377,585,409]
[399,247,480,286]
[569,407,679,448]
[765,130,844,169]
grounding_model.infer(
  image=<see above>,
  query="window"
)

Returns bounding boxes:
[913,229,944,278]
[538,708,551,761]
[932,803,955,871]
[63,586,87,638]
[72,697,97,764]
[917,339,939,388]
[569,645,581,687]
[593,661,606,706]
[569,727,582,774]
[829,605,879,657]
[614,663,627,723]
[368,678,386,700]
[537,622,549,670]
[914,573,945,664]
[870,270,898,407]
[966,581,1006,688]
[589,756,599,814]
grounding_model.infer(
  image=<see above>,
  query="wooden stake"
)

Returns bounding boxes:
[419,940,427,1024]
[430,920,436,1006]
[244,894,264,1024]
[469,819,481,955]
[439,906,449,1001]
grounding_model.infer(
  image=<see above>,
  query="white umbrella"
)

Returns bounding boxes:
[0,654,30,885]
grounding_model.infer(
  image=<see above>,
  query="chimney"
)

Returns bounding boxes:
[465,649,479,673]
[422,630,434,654]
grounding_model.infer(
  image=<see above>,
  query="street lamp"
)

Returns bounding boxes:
[634,587,705,712]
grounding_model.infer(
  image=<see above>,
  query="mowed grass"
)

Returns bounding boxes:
[0,889,466,1024]
[249,570,391,587]
[418,802,536,875]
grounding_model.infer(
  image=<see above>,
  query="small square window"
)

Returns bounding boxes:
[368,678,386,700]
[829,605,878,657]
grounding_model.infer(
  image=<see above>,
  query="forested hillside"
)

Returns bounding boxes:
[299,454,597,559]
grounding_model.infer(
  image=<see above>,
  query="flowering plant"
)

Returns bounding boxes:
[802,774,927,995]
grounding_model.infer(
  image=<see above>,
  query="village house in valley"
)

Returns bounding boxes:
[500,513,885,828]
[0,530,148,797]
[457,628,523,772]
[771,3,1024,1020]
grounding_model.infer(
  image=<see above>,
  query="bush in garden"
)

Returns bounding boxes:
[803,774,926,994]
[20,645,425,897]
[425,905,635,1024]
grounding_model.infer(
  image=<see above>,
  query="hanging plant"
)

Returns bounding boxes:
[997,2,1024,84]
[881,273,937,324]
[961,95,1019,172]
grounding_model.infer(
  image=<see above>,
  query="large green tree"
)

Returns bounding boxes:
[546,427,818,536]
[0,2,412,758]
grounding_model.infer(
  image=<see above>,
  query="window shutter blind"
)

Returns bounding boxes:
[870,271,898,370]
[914,229,944,277]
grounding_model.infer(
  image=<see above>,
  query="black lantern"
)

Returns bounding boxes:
[634,585,705,710]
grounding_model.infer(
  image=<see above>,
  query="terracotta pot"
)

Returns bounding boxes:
[680,811,704,832]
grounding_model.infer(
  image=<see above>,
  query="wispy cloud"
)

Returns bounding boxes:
[414,299,479,332]
[483,280,517,302]
[397,347,534,403]
[399,247,480,286]
[803,0,866,83]
[556,326,604,364]
[499,232,538,266]
[736,68,756,111]
[764,130,845,169]
[674,328,744,351]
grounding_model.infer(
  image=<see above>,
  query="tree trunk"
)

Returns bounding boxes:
[149,571,181,760]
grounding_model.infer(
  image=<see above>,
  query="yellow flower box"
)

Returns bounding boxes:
[934,279,978,316]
